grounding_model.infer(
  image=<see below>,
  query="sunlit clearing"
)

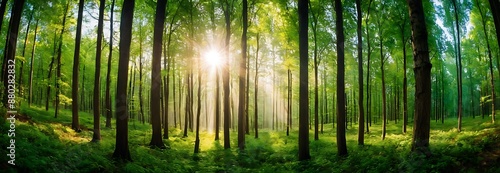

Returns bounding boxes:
[205,49,221,67]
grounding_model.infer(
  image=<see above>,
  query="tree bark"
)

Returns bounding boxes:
[92,0,105,142]
[105,0,116,128]
[407,0,432,153]
[452,0,463,132]
[113,0,135,162]
[149,0,167,148]
[476,0,495,123]
[298,0,310,161]
[72,0,84,131]
[28,19,39,107]
[335,0,348,157]
[54,1,70,119]
[237,0,247,150]
[2,0,25,108]
[355,0,364,145]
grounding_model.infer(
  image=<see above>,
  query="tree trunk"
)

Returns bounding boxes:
[237,0,248,150]
[222,0,232,149]
[476,0,495,123]
[215,67,221,140]
[452,0,463,132]
[335,0,348,157]
[298,0,310,161]
[365,0,373,133]
[92,0,105,142]
[407,0,432,153]
[355,0,364,145]
[194,46,203,154]
[149,0,167,148]
[28,19,39,107]
[139,24,145,124]
[105,0,116,128]
[2,0,25,108]
[113,0,134,162]
[380,38,387,140]
[72,0,84,131]
[254,33,260,139]
[54,1,70,119]
[19,12,33,105]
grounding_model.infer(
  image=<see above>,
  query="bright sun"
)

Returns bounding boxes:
[205,49,221,67]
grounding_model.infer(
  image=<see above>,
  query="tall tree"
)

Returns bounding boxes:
[220,0,234,149]
[356,0,364,145]
[451,0,464,132]
[365,0,373,133]
[149,0,167,149]
[91,0,105,142]
[28,19,40,107]
[19,11,33,105]
[335,0,348,156]
[113,0,135,161]
[238,0,248,150]
[254,33,260,138]
[72,0,85,132]
[105,0,116,128]
[407,0,432,153]
[2,0,25,107]
[54,1,70,119]
[309,0,320,141]
[298,0,310,161]
[475,0,495,123]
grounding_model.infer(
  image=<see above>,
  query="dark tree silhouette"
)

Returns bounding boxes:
[298,0,310,161]
[113,0,135,161]
[335,0,348,156]
[149,0,167,149]
[92,0,105,142]
[72,0,85,132]
[406,0,432,153]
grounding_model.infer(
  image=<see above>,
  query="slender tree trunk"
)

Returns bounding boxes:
[254,33,260,139]
[194,48,203,154]
[2,0,25,108]
[138,25,145,124]
[149,0,167,148]
[476,0,495,123]
[19,12,33,104]
[335,0,348,157]
[407,0,432,153]
[356,0,364,145]
[215,67,221,140]
[452,0,463,132]
[72,0,84,131]
[298,0,310,161]
[222,0,232,149]
[237,0,247,150]
[92,0,105,142]
[380,38,387,140]
[113,0,135,162]
[287,68,291,136]
[365,0,373,133]
[105,0,116,128]
[28,19,39,107]
[246,49,250,134]
[54,1,70,119]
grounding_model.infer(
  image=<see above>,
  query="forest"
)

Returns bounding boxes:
[0,0,500,172]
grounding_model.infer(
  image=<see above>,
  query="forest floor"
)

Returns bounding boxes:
[1,105,500,173]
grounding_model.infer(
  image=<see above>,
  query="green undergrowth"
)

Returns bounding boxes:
[1,105,499,173]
